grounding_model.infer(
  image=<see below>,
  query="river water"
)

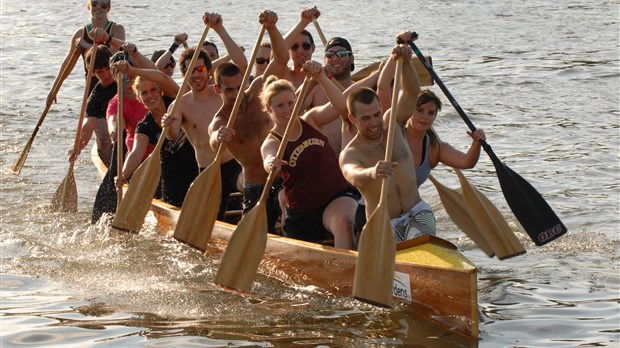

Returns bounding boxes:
[1,1,618,347]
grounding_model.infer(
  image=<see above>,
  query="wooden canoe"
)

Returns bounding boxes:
[91,144,478,340]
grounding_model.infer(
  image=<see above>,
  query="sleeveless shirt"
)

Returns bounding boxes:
[81,21,115,90]
[273,119,349,211]
[415,134,432,187]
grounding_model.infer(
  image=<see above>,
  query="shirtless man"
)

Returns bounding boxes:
[162,12,246,219]
[209,10,289,231]
[339,40,436,244]
[47,0,125,105]
[283,6,320,88]
[163,12,246,167]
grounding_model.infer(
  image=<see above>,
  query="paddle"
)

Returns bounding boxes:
[353,58,402,308]
[51,45,98,213]
[92,140,121,223]
[311,19,346,92]
[215,75,312,292]
[173,26,266,250]
[91,51,130,223]
[455,169,526,259]
[111,25,212,233]
[404,36,567,246]
[428,174,495,257]
[115,70,125,210]
[12,46,82,176]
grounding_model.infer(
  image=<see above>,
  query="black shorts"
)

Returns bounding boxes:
[285,186,359,243]
[218,159,242,220]
[242,177,282,233]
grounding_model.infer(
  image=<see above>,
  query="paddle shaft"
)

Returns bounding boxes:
[407,38,567,246]
[312,19,328,48]
[12,46,82,175]
[379,59,404,205]
[115,72,124,208]
[51,44,98,212]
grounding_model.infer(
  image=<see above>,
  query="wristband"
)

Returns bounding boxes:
[169,42,179,54]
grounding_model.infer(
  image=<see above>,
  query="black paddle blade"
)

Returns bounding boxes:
[486,149,567,246]
[92,141,123,224]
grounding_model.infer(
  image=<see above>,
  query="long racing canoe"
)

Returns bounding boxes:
[91,144,478,340]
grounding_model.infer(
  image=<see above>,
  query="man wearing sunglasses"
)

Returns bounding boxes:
[299,36,357,157]
[282,6,320,89]
[162,12,248,221]
[47,0,125,106]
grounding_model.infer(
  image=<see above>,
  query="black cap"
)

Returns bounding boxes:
[325,37,354,71]
[325,37,352,52]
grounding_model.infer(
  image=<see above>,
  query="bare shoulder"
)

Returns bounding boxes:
[111,23,126,38]
[72,27,84,40]
[339,139,363,164]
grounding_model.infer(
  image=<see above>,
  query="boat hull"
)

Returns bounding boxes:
[92,144,478,340]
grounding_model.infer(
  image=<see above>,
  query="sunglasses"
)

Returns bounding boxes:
[325,50,351,59]
[291,42,312,51]
[164,61,176,69]
[90,1,109,9]
[183,65,208,74]
[256,57,270,65]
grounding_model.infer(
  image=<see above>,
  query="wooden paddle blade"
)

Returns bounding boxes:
[11,105,53,176]
[111,152,162,233]
[455,169,526,259]
[428,175,495,257]
[173,163,222,250]
[486,151,567,246]
[51,169,78,213]
[353,204,396,308]
[215,205,268,291]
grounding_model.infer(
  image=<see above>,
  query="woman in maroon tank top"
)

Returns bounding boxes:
[260,60,359,250]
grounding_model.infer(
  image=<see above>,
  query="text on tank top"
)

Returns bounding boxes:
[274,119,349,211]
